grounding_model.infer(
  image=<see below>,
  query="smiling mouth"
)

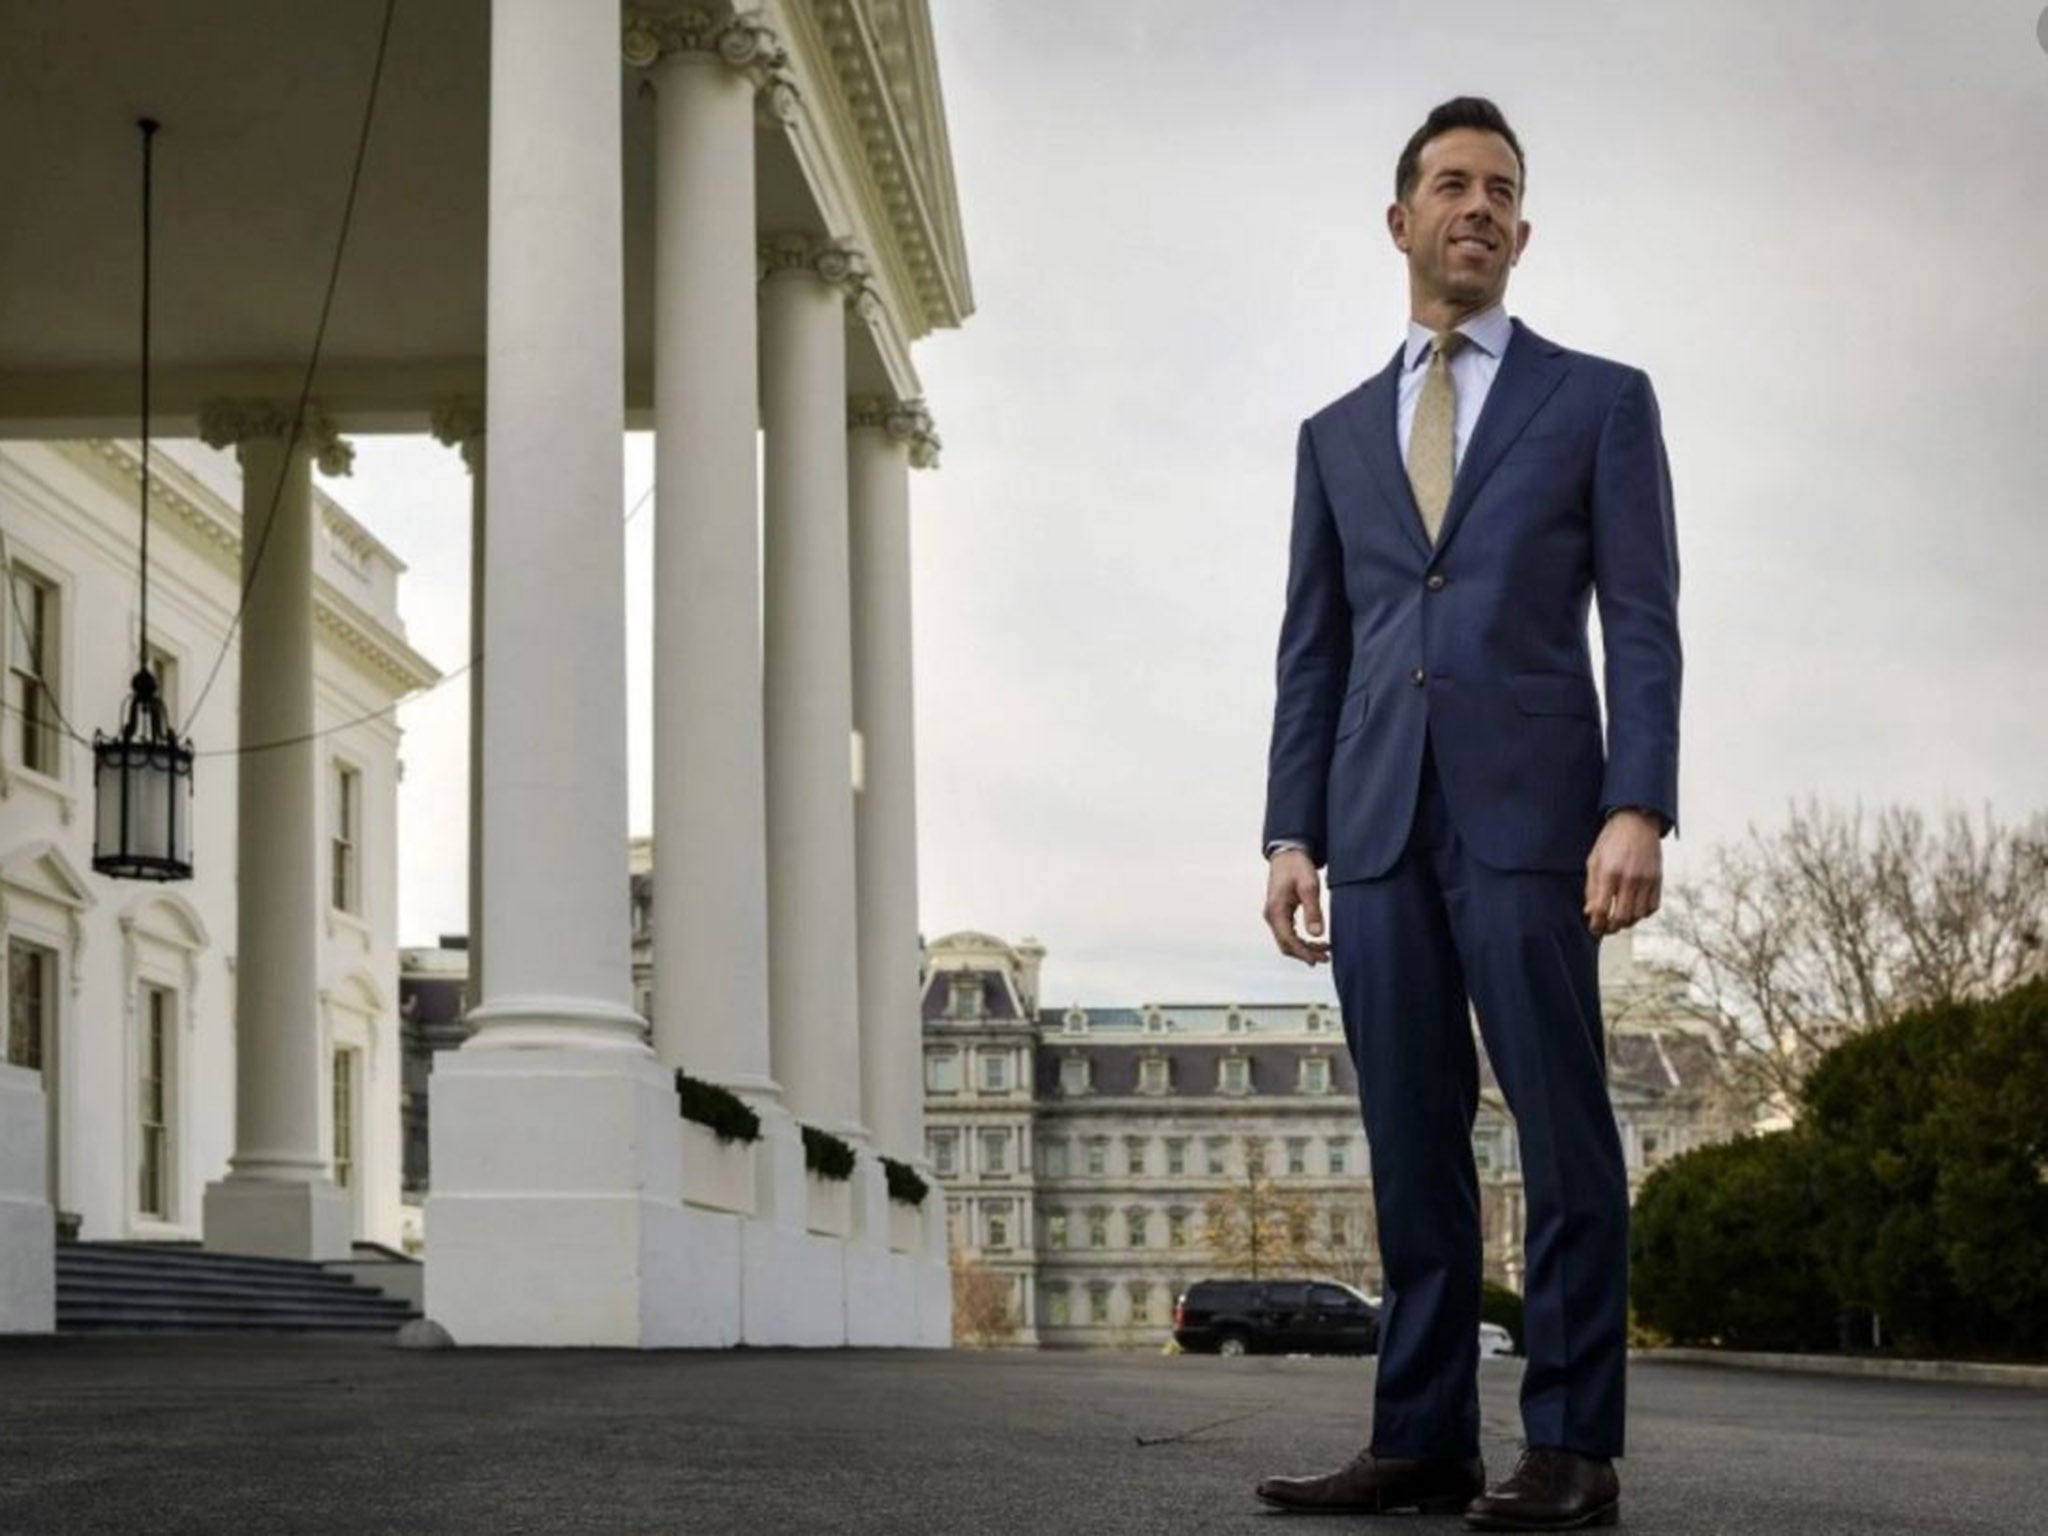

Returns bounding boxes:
[1451,235,1496,254]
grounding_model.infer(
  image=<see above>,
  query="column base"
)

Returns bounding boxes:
[0,1068,54,1334]
[424,1045,689,1346]
[203,1174,353,1262]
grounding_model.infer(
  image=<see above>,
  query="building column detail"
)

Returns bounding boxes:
[197,398,354,1261]
[847,396,938,1164]
[760,235,869,1141]
[631,14,777,1098]
[423,0,689,1349]
[430,400,485,1018]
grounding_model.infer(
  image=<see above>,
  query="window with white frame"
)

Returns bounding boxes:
[978,1126,1010,1176]
[1040,1138,1068,1177]
[979,1051,1009,1092]
[950,973,983,1018]
[1123,1135,1147,1176]
[1205,1137,1228,1176]
[6,937,53,1072]
[926,1049,961,1094]
[6,564,61,776]
[1218,1055,1249,1094]
[1299,1055,1331,1094]
[1087,1207,1108,1248]
[928,1129,958,1176]
[1084,1137,1107,1176]
[1326,1136,1350,1175]
[1473,1125,1499,1174]
[1128,1281,1153,1324]
[1138,1056,1169,1094]
[1167,1208,1188,1248]
[332,1045,358,1191]
[1165,1137,1187,1176]
[330,761,363,915]
[984,1200,1011,1250]
[1046,1285,1070,1326]
[138,984,175,1218]
[1059,1054,1090,1096]
[1087,1283,1110,1325]
[1286,1137,1309,1176]
[1126,1206,1149,1248]
[1045,1209,1067,1248]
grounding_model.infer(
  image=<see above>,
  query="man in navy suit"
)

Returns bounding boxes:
[1252,97,1680,1531]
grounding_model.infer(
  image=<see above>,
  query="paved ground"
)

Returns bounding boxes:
[0,1338,2042,1535]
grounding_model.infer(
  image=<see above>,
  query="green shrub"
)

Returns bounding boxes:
[674,1070,761,1144]
[881,1154,928,1208]
[1629,1130,1836,1350]
[801,1124,856,1182]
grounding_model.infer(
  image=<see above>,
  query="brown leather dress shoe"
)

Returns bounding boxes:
[1462,1444,1620,1530]
[1254,1446,1486,1515]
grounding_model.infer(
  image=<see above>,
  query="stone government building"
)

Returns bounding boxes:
[921,930,1743,1350]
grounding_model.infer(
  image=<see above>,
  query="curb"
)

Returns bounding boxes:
[1631,1346,2048,1390]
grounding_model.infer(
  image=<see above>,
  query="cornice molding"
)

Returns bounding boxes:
[196,399,355,477]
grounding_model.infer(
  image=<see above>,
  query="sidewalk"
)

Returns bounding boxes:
[2,1336,2039,1534]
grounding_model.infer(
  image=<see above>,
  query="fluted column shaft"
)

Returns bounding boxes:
[431,403,486,1012]
[645,34,775,1094]
[848,401,937,1163]
[761,239,867,1138]
[469,0,639,1049]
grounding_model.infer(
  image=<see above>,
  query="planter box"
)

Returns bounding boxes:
[681,1118,756,1217]
[887,1198,922,1254]
[805,1170,852,1238]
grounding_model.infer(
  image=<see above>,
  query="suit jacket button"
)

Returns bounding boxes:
[1409,667,1426,685]
[1426,573,1446,590]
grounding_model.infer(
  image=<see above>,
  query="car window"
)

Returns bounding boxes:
[1263,1283,1308,1309]
[1311,1284,1355,1308]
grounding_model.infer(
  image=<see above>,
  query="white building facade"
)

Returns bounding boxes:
[0,440,435,1331]
[0,0,972,1345]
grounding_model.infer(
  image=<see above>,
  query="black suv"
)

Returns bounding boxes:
[1172,1278,1380,1357]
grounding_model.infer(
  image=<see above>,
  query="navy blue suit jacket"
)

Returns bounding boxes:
[1262,317,1681,882]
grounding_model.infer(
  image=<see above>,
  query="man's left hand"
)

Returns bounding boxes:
[1584,810,1663,936]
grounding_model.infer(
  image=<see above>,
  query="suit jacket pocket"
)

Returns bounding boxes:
[1509,670,1600,721]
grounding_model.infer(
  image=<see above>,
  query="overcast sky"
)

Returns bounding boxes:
[312,0,2047,1011]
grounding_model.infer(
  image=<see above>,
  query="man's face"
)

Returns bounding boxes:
[1390,128,1529,309]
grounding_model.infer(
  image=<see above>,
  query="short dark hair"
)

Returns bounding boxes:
[1395,97,1526,207]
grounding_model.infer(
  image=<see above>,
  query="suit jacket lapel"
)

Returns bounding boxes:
[1432,316,1568,560]
[1337,344,1433,562]
[1335,316,1569,564]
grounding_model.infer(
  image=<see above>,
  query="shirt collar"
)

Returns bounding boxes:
[1403,302,1512,372]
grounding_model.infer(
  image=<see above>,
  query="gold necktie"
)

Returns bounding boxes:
[1406,329,1468,545]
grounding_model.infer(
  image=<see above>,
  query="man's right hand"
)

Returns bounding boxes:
[1264,848,1331,966]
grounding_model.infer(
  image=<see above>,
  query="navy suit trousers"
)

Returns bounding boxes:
[1330,721,1631,1459]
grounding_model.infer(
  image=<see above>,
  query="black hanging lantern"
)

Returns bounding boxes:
[93,117,195,883]
[93,669,194,881]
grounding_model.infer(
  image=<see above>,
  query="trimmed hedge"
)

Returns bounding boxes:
[880,1154,929,1208]
[1630,976,2048,1361]
[674,1070,761,1144]
[801,1124,857,1182]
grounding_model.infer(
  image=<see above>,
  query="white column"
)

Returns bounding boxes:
[760,236,868,1141]
[198,400,354,1261]
[636,14,780,1096]
[424,0,690,1349]
[848,398,939,1163]
[467,0,638,1050]
[430,401,485,1009]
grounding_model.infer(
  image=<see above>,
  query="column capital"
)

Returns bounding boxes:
[848,396,941,470]
[623,5,800,120]
[758,234,873,299]
[197,400,354,476]
[430,397,486,474]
